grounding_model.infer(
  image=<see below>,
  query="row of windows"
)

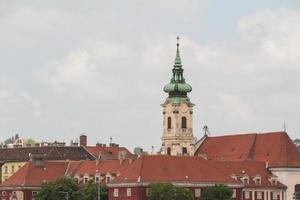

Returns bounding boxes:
[3,165,22,174]
[167,116,187,129]
[244,191,281,200]
[112,188,236,198]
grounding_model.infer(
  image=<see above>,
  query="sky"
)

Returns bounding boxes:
[1,0,300,152]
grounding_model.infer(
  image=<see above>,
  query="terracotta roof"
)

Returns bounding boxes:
[0,146,95,162]
[112,155,241,186]
[195,131,300,168]
[85,146,133,160]
[68,160,132,176]
[212,161,287,189]
[0,161,70,187]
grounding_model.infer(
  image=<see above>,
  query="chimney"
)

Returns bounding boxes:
[29,153,45,167]
[79,134,87,147]
[266,161,269,169]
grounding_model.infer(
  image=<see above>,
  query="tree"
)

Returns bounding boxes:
[201,184,233,200]
[148,182,192,200]
[81,182,108,200]
[35,177,83,200]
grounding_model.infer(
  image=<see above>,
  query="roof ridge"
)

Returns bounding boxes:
[246,134,257,161]
[22,162,31,186]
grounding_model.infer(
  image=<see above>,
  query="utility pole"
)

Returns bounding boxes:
[98,181,101,200]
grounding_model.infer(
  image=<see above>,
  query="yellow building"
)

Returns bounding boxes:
[1,161,26,182]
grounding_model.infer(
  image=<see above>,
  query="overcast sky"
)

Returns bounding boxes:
[1,0,300,152]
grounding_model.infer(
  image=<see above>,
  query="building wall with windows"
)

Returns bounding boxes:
[270,168,300,200]
[108,186,243,200]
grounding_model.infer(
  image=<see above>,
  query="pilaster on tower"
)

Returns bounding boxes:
[160,37,196,156]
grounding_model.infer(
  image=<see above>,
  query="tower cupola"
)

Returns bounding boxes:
[163,36,193,105]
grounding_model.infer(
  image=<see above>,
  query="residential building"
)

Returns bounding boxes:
[195,131,300,200]
[0,146,95,183]
[107,155,244,200]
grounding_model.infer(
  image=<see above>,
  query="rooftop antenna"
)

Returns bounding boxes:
[283,121,287,132]
[151,146,154,154]
[109,137,112,144]
[203,125,210,136]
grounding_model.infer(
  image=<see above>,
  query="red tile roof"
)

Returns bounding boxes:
[68,160,132,176]
[195,131,300,167]
[112,155,241,186]
[212,161,286,189]
[85,146,133,160]
[0,161,70,187]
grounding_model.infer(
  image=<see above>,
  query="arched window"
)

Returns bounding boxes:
[182,117,187,129]
[295,184,300,200]
[167,117,172,129]
[167,148,171,156]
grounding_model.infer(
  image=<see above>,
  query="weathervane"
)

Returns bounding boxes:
[176,36,180,46]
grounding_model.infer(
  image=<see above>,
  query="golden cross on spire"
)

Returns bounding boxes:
[176,36,180,46]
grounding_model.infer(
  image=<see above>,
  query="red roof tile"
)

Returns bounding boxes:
[0,161,70,187]
[195,131,300,167]
[212,161,286,189]
[113,155,241,186]
[85,146,133,160]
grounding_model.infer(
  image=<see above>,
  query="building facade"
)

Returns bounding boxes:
[160,38,196,156]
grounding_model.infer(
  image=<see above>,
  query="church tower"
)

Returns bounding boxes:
[161,37,196,156]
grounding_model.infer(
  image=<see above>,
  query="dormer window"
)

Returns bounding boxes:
[241,176,249,185]
[253,176,261,185]
[269,175,278,185]
[83,174,90,184]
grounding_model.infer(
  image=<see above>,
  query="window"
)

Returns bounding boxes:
[254,178,261,185]
[273,192,280,200]
[113,189,119,197]
[106,176,111,183]
[11,166,15,173]
[126,188,132,197]
[18,165,22,170]
[295,184,300,200]
[2,191,6,196]
[95,176,100,183]
[4,166,8,174]
[232,189,236,198]
[181,117,187,128]
[257,191,262,200]
[195,189,201,198]
[84,177,89,184]
[167,148,171,156]
[167,117,172,129]
[182,147,187,155]
[245,191,250,199]
[32,191,38,200]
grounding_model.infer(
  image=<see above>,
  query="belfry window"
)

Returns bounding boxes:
[167,148,171,156]
[167,117,172,129]
[182,117,187,128]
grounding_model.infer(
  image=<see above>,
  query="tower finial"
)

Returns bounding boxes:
[174,36,182,67]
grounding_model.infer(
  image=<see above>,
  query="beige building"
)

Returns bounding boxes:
[160,38,196,156]
[1,162,26,182]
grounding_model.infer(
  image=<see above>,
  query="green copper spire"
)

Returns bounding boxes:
[163,37,193,105]
[174,36,182,68]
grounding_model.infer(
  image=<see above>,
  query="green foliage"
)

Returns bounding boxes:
[201,184,233,200]
[81,182,108,200]
[35,177,108,200]
[148,182,192,200]
[35,177,83,200]
[27,138,36,145]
